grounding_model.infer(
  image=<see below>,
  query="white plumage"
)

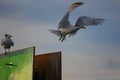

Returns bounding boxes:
[49,2,105,42]
[1,34,14,54]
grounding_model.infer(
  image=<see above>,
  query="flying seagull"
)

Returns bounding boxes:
[49,2,105,42]
[1,34,14,54]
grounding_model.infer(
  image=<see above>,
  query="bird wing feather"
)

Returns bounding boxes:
[58,12,70,29]
[49,29,62,37]
[75,16,105,26]
[69,2,84,13]
[58,2,84,29]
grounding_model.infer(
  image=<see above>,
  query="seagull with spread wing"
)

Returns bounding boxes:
[1,34,14,54]
[49,2,105,42]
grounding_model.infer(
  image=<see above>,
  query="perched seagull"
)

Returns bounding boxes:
[1,34,14,54]
[49,2,105,42]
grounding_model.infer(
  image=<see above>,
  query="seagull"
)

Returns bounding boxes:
[49,2,105,42]
[1,34,14,54]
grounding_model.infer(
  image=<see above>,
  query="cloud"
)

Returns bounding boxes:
[0,0,20,14]
[0,0,32,21]
[62,54,120,80]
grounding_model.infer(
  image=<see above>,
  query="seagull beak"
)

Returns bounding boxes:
[80,26,86,29]
[78,2,84,5]
[8,34,12,38]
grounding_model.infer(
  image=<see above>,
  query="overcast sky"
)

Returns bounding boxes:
[0,0,120,80]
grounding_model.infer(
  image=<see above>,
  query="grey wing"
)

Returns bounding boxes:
[9,39,14,46]
[58,2,84,29]
[75,16,105,26]
[5,39,14,46]
[69,2,84,13]
[58,12,70,29]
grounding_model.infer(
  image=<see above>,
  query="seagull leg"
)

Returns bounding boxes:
[59,34,62,41]
[8,49,10,53]
[61,35,66,42]
[64,36,66,41]
[5,48,7,55]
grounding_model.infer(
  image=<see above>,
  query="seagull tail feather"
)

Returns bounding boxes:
[49,29,62,37]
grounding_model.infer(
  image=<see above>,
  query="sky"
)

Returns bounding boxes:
[0,0,120,80]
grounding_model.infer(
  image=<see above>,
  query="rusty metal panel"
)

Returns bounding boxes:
[33,51,62,80]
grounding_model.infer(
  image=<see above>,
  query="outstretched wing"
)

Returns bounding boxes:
[75,16,105,26]
[69,2,84,13]
[58,2,84,29]
[58,12,70,29]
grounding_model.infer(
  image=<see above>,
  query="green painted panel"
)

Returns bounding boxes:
[0,47,35,80]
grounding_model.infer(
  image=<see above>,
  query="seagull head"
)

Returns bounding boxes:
[5,34,12,38]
